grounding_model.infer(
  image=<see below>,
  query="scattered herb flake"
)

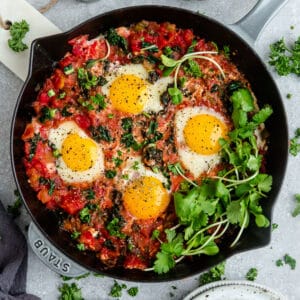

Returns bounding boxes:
[127,287,139,297]
[246,267,258,281]
[284,254,296,270]
[109,280,127,298]
[292,194,300,217]
[7,189,22,218]
[289,128,300,156]
[272,223,279,231]
[199,262,226,285]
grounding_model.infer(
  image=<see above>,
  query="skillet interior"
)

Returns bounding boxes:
[11,5,288,282]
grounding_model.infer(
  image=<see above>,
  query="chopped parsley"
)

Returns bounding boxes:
[112,157,123,167]
[127,287,139,297]
[58,282,84,300]
[71,231,81,240]
[276,254,296,270]
[284,254,296,270]
[276,259,284,267]
[292,194,300,217]
[79,207,91,223]
[245,267,258,281]
[183,59,203,77]
[90,125,113,142]
[77,243,85,251]
[106,28,128,52]
[28,133,41,161]
[269,37,300,76]
[289,128,300,156]
[105,169,117,179]
[8,20,29,52]
[109,280,127,298]
[77,68,99,91]
[106,217,125,238]
[83,188,95,200]
[39,107,57,123]
[199,262,226,285]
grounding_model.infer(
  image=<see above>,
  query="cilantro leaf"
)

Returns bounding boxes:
[168,87,183,104]
[226,200,243,225]
[153,251,175,274]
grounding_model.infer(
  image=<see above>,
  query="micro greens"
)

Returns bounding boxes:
[160,51,224,104]
[149,87,273,274]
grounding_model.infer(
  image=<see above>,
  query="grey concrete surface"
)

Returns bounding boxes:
[0,0,300,299]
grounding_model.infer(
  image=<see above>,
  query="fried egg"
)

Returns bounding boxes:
[48,121,104,184]
[175,107,229,178]
[120,157,170,220]
[101,64,173,114]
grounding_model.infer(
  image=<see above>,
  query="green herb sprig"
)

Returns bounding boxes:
[8,20,29,52]
[269,37,300,76]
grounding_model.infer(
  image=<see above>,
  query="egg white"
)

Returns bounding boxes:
[48,121,104,184]
[175,106,227,178]
[119,156,169,190]
[101,64,173,113]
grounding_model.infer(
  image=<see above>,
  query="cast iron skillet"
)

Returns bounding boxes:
[11,6,288,281]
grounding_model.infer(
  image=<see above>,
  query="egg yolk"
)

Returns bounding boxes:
[109,74,148,114]
[123,176,170,219]
[184,114,228,155]
[61,133,98,171]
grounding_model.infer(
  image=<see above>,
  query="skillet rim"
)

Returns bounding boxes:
[10,4,288,282]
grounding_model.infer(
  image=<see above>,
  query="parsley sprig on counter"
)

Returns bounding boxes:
[269,37,300,76]
[8,20,29,52]
[151,86,273,274]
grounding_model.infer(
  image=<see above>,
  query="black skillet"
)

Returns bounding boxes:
[11,4,288,281]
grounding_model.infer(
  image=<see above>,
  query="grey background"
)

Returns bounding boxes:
[1,0,300,299]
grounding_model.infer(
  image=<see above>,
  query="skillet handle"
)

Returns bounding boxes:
[28,222,88,278]
[230,0,288,45]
